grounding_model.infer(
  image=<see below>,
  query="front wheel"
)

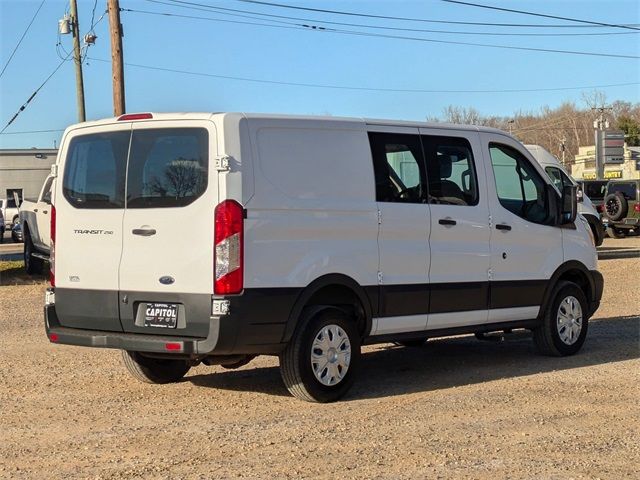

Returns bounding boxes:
[280,309,361,402]
[533,281,589,356]
[606,226,625,239]
[121,350,190,384]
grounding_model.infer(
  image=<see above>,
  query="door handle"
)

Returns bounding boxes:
[33,208,38,213]
[43,210,48,214]
[132,228,156,236]
[438,218,457,226]
[496,224,512,231]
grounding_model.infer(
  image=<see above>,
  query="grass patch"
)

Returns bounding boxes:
[0,260,47,286]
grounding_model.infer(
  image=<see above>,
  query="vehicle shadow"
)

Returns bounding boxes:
[187,315,640,400]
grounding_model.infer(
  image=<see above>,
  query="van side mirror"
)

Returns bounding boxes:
[560,184,577,224]
[576,188,584,203]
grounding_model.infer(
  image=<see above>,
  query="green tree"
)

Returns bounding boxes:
[617,115,640,146]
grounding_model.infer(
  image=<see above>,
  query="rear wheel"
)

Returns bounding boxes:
[533,281,589,357]
[280,309,360,402]
[23,229,43,275]
[121,350,191,384]
[606,226,625,239]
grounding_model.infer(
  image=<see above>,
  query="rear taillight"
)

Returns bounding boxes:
[635,203,640,213]
[596,204,603,213]
[214,200,244,295]
[50,204,56,287]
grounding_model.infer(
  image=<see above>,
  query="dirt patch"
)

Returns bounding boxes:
[0,258,638,479]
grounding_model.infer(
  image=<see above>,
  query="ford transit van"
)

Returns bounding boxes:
[44,113,603,402]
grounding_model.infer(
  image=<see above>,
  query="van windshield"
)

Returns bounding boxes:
[62,128,209,209]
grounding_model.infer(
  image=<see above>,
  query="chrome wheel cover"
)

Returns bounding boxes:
[556,296,583,345]
[310,324,351,386]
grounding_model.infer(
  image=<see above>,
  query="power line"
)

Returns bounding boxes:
[143,0,638,37]
[1,52,71,134]
[232,0,638,28]
[0,0,47,78]
[86,56,640,94]
[0,129,65,136]
[124,8,639,59]
[441,0,640,32]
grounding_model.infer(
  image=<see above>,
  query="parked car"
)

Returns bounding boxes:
[0,197,20,229]
[11,223,23,243]
[525,145,604,246]
[19,174,54,274]
[601,179,640,238]
[44,112,602,402]
[578,180,608,213]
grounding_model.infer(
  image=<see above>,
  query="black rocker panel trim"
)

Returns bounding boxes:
[429,281,488,314]
[489,280,547,310]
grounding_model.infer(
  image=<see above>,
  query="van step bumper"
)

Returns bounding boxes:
[45,304,220,355]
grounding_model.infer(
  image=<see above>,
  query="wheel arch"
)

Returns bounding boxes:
[281,274,375,344]
[540,261,596,318]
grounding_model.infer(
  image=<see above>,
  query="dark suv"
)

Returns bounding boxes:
[578,180,608,212]
[602,180,640,238]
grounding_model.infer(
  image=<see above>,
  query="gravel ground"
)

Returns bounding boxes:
[0,238,638,479]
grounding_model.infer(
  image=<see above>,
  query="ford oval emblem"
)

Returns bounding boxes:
[159,276,175,285]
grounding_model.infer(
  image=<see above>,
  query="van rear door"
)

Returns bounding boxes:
[118,121,217,338]
[55,123,132,331]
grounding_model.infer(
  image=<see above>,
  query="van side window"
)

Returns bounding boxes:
[545,166,573,192]
[62,132,130,209]
[368,132,426,204]
[422,136,478,206]
[489,143,550,224]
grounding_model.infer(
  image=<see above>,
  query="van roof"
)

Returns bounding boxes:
[64,112,509,136]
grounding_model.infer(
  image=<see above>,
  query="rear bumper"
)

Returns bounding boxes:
[603,218,640,228]
[45,303,221,355]
[44,288,289,356]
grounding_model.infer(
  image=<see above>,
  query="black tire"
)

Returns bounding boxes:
[23,228,44,275]
[279,308,361,403]
[533,281,589,357]
[603,193,627,221]
[394,338,428,347]
[606,226,625,239]
[0,228,4,243]
[121,350,191,384]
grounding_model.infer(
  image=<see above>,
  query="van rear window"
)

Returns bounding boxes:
[62,128,208,209]
[127,128,208,208]
[62,132,129,208]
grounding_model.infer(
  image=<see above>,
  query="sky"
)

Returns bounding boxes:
[0,0,639,149]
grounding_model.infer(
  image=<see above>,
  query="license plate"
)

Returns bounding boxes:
[144,303,178,328]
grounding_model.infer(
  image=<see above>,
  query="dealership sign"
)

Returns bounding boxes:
[600,130,625,164]
[603,170,623,179]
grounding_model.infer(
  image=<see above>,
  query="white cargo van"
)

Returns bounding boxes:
[45,113,603,402]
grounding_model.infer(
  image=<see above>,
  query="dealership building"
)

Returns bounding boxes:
[0,148,58,205]
[570,144,640,180]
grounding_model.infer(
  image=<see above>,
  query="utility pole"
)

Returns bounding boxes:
[560,136,566,167]
[592,106,612,180]
[69,0,86,122]
[108,0,126,116]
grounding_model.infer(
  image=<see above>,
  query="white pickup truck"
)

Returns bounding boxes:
[19,174,55,274]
